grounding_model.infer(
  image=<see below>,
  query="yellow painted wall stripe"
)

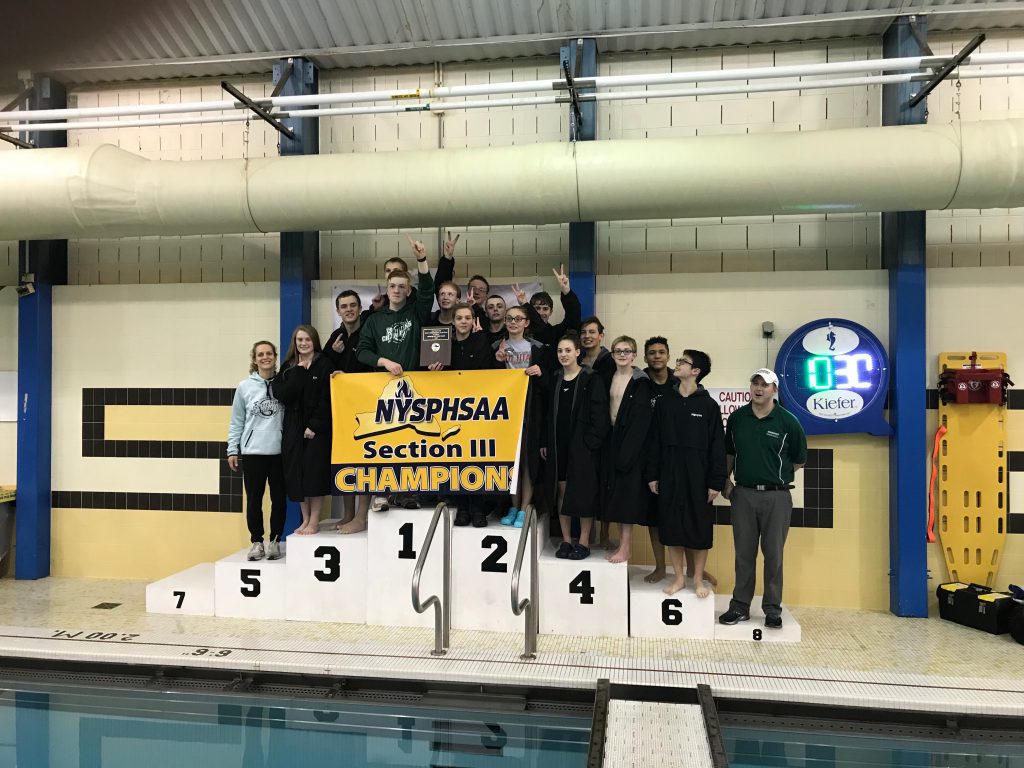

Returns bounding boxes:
[104,405,230,442]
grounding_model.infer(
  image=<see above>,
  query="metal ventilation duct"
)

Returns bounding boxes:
[0,119,1021,241]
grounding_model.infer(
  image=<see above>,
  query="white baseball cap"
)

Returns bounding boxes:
[750,368,779,386]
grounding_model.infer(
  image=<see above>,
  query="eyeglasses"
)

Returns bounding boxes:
[676,358,693,367]
[612,348,635,356]
[505,316,526,324]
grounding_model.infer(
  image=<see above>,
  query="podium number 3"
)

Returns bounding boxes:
[314,546,341,582]
[240,569,261,598]
[569,571,594,604]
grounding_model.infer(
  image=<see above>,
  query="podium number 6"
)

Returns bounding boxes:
[661,599,683,625]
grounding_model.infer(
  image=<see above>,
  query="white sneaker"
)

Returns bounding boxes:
[266,540,282,560]
[370,496,389,513]
[247,541,265,561]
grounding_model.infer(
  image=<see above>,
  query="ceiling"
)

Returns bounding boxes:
[4,0,1024,88]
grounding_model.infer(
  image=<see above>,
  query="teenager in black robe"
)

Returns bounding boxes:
[645,349,727,598]
[273,324,335,536]
[542,333,611,561]
[600,335,653,564]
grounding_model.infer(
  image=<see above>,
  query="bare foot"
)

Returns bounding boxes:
[644,568,666,583]
[336,517,367,534]
[695,581,710,598]
[606,548,629,564]
[663,579,685,596]
[601,539,617,552]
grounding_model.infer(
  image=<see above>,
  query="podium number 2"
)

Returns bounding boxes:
[398,522,416,559]
[314,546,341,582]
[569,571,594,604]
[240,569,261,597]
[481,536,508,573]
[662,599,683,625]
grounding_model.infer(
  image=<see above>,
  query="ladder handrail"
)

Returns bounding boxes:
[510,503,539,659]
[411,501,451,656]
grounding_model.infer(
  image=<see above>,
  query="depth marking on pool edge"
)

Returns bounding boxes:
[0,628,1021,703]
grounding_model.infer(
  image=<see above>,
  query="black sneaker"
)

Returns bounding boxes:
[397,494,419,510]
[764,614,783,629]
[718,608,750,625]
[454,509,471,526]
[471,512,488,528]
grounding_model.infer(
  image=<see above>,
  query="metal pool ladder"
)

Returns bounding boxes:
[411,501,452,656]
[510,504,539,659]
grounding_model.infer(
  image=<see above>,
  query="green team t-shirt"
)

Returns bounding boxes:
[724,402,807,487]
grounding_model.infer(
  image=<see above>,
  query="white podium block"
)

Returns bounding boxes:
[451,522,534,633]
[713,595,802,642]
[538,542,628,637]
[366,506,445,629]
[146,563,215,616]
[627,567,715,640]
[214,547,289,620]
[284,527,369,624]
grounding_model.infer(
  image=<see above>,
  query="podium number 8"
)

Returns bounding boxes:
[314,546,341,582]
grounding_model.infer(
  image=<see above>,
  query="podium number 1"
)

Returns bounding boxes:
[569,571,594,604]
[398,522,416,559]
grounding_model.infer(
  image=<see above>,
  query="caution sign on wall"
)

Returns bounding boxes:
[331,370,529,495]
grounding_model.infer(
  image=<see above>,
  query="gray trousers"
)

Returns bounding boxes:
[729,487,792,618]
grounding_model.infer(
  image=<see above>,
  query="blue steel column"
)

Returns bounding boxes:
[275,58,319,535]
[882,17,928,617]
[16,78,67,579]
[559,39,598,319]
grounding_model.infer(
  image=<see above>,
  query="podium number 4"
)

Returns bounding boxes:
[569,571,594,604]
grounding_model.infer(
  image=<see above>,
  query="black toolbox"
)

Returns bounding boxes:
[937,582,1016,634]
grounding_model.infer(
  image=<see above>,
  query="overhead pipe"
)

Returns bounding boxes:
[1,119,1023,241]
[10,66,1024,135]
[4,51,1024,125]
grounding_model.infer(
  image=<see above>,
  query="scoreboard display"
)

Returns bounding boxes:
[775,318,891,436]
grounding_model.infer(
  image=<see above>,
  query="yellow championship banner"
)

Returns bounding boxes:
[331,370,529,495]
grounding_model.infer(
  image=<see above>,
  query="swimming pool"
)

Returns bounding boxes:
[0,675,592,767]
[723,724,1024,767]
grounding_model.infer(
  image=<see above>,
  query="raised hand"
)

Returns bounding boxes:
[553,263,570,294]
[495,345,507,364]
[443,230,460,259]
[407,234,427,261]
[512,282,527,305]
[472,316,482,333]
[331,335,345,353]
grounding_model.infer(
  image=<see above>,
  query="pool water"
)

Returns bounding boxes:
[0,682,590,767]
[724,725,1024,768]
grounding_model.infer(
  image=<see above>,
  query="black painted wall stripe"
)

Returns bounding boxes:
[51,388,241,513]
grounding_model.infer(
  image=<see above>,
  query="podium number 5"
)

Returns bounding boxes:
[240,569,261,597]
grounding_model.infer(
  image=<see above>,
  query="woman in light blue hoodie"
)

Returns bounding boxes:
[227,341,286,561]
